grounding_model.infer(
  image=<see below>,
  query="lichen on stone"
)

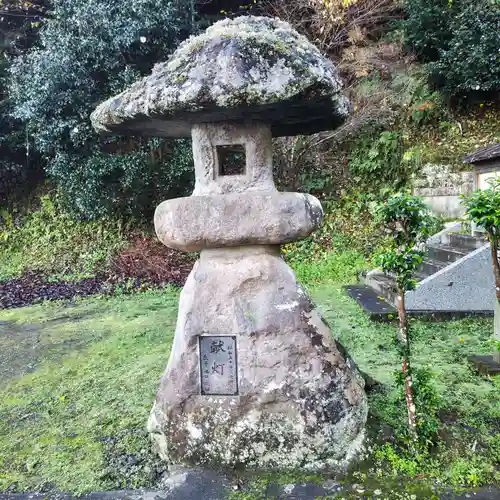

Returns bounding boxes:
[91,16,350,138]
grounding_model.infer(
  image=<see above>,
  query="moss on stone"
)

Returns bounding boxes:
[90,16,349,137]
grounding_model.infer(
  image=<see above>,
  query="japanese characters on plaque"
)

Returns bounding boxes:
[199,335,238,395]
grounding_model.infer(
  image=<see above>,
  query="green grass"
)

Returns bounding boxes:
[0,259,499,494]
[0,289,180,493]
[311,284,499,484]
[290,250,367,285]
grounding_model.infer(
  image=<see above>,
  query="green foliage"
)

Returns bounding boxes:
[0,208,15,243]
[336,289,499,487]
[394,367,441,446]
[431,1,500,96]
[403,0,500,96]
[410,106,500,168]
[409,89,445,127]
[374,442,496,487]
[52,139,194,219]
[374,443,423,477]
[374,194,435,290]
[462,177,500,338]
[462,177,500,243]
[0,55,43,206]
[443,456,495,487]
[376,247,425,292]
[402,0,457,62]
[349,131,418,193]
[282,196,389,276]
[0,195,128,281]
[288,250,366,286]
[8,0,196,219]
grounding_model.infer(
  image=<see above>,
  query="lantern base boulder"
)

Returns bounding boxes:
[147,246,367,469]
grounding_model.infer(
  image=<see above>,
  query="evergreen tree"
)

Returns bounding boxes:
[9,0,197,218]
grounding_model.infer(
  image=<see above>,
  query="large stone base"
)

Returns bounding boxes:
[148,246,367,470]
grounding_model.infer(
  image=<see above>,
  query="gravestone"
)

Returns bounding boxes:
[91,16,367,470]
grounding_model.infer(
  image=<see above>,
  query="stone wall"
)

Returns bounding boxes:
[413,164,474,219]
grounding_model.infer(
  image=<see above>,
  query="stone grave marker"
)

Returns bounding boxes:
[91,16,368,470]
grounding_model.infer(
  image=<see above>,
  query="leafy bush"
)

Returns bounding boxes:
[408,87,445,127]
[283,196,389,267]
[374,194,436,437]
[349,131,419,193]
[397,367,441,445]
[403,0,500,96]
[402,0,457,62]
[9,0,196,219]
[443,456,495,487]
[431,2,500,96]
[462,177,500,339]
[51,139,194,219]
[0,55,43,207]
[374,193,435,290]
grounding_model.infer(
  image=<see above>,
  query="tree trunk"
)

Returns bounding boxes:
[494,300,500,363]
[397,289,417,437]
[491,241,500,344]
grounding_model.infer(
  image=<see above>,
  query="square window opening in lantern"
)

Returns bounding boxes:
[217,144,246,176]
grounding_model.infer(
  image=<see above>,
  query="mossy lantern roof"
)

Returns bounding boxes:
[90,16,350,138]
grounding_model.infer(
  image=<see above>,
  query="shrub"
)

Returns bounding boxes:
[431,2,500,96]
[402,0,457,62]
[403,0,500,96]
[51,139,194,219]
[0,40,44,207]
[9,0,196,219]
[462,177,500,341]
[283,196,389,285]
[349,131,420,193]
[374,193,436,438]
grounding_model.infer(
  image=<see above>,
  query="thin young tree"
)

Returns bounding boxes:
[374,194,435,437]
[463,178,500,352]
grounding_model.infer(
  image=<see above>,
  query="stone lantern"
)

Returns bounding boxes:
[91,17,367,470]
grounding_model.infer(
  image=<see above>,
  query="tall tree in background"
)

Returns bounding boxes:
[8,0,197,219]
[0,1,48,206]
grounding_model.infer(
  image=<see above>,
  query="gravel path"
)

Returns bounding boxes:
[0,467,498,500]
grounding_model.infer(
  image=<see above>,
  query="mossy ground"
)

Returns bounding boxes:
[0,268,498,496]
[0,289,180,493]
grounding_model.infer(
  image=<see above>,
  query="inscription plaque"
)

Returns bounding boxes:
[199,335,238,395]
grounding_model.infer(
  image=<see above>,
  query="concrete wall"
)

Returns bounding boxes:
[420,195,465,219]
[405,245,494,312]
[413,164,474,219]
[478,170,500,189]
